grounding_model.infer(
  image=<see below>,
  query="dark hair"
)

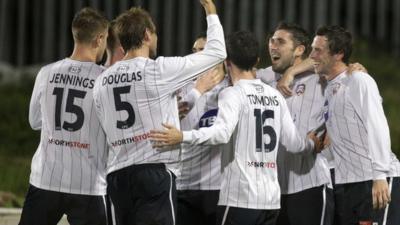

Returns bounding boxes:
[316,25,353,64]
[275,22,311,59]
[115,7,156,52]
[226,31,259,71]
[107,20,119,53]
[72,7,109,44]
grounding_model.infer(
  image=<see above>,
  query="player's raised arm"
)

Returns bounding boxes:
[158,0,226,91]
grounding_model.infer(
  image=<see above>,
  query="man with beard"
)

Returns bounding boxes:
[149,30,323,225]
[92,1,226,224]
[256,22,334,225]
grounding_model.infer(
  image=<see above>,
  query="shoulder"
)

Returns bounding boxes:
[256,66,277,84]
[348,71,378,90]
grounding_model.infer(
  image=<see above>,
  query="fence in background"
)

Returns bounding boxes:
[0,0,399,66]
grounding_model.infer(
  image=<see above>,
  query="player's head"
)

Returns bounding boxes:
[268,22,311,74]
[115,7,157,58]
[105,20,124,67]
[192,33,207,53]
[310,25,352,75]
[225,31,259,72]
[72,7,109,62]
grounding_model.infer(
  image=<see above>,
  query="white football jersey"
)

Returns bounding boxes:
[28,58,107,195]
[177,77,229,190]
[324,71,400,184]
[182,79,315,209]
[93,15,226,175]
[256,67,331,194]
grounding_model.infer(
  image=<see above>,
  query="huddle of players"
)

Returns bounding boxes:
[21,0,400,225]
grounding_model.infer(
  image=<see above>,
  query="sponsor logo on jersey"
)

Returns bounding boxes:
[117,64,129,72]
[253,84,264,93]
[68,65,81,74]
[295,83,306,96]
[247,161,276,168]
[199,108,218,127]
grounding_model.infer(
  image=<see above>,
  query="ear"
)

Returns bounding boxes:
[95,33,105,48]
[294,45,306,58]
[144,29,152,43]
[334,51,344,62]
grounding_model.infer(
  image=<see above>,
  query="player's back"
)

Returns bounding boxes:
[218,79,289,209]
[95,57,196,174]
[29,58,107,195]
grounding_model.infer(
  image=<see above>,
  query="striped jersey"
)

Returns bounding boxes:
[93,15,226,175]
[182,79,315,209]
[28,58,107,195]
[177,77,229,190]
[256,67,331,194]
[324,71,400,184]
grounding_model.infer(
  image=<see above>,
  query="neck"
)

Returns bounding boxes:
[70,43,97,63]
[292,56,303,67]
[230,66,255,85]
[123,46,150,60]
[326,62,347,81]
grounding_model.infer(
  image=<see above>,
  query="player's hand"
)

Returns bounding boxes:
[372,179,391,209]
[277,58,315,97]
[195,65,224,94]
[322,132,331,149]
[149,123,183,147]
[178,101,190,120]
[200,0,217,15]
[277,73,294,97]
[347,62,368,75]
[307,132,324,153]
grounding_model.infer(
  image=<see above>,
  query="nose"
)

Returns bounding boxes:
[310,49,317,59]
[268,40,277,50]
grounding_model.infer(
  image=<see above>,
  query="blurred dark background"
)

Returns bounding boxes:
[0,0,399,205]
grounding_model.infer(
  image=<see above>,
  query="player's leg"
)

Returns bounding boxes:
[106,167,136,225]
[277,185,333,225]
[275,194,290,225]
[132,164,177,225]
[18,185,64,225]
[64,194,107,225]
[177,190,203,225]
[338,181,374,225]
[216,206,278,225]
[201,190,220,225]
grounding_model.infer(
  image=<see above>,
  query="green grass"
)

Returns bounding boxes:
[0,156,30,206]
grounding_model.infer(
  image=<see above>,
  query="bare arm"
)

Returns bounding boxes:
[277,58,315,96]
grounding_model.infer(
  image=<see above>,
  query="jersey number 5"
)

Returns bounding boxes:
[254,108,277,152]
[113,86,135,129]
[53,88,86,131]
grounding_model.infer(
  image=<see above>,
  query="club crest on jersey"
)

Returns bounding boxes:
[199,108,218,127]
[252,84,264,94]
[68,66,81,74]
[333,82,341,95]
[117,64,129,72]
[295,84,306,96]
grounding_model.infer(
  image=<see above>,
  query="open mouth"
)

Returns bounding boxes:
[270,54,281,63]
